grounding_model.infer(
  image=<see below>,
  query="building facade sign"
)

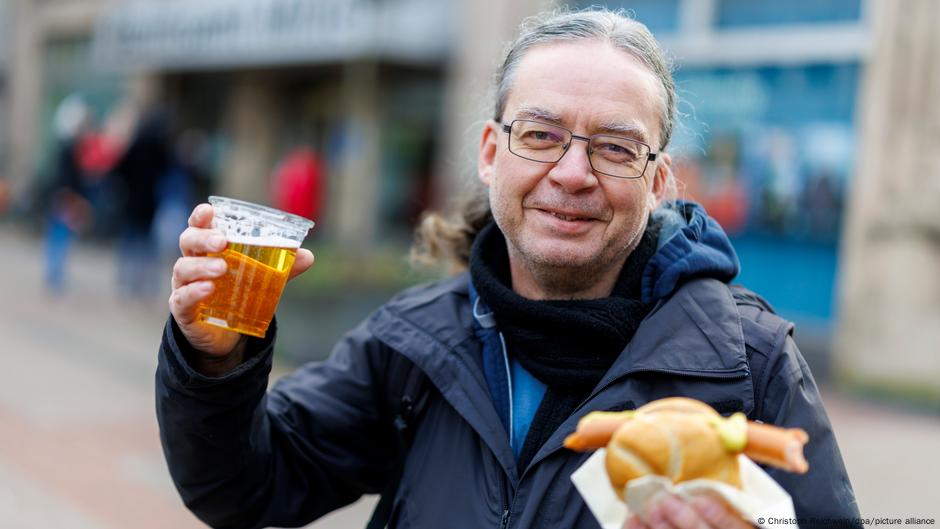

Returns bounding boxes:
[92,0,451,71]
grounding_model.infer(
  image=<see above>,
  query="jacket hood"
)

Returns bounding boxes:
[642,201,740,304]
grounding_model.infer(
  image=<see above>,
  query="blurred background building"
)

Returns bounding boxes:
[0,0,936,407]
[4,0,455,245]
[836,0,940,410]
[0,0,10,203]
[1,1,938,527]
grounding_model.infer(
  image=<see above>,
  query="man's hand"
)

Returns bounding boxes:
[168,203,314,375]
[625,494,753,529]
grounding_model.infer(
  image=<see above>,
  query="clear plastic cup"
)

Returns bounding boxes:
[197,196,314,338]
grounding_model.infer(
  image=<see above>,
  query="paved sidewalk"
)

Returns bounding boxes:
[0,226,375,528]
[0,225,937,528]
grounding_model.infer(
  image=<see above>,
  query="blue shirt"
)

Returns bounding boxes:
[509,357,546,459]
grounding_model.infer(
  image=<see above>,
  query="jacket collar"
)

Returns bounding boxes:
[367,273,752,478]
[370,274,748,378]
[592,277,750,392]
[643,201,740,304]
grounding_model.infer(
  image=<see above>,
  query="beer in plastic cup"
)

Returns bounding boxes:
[197,196,314,338]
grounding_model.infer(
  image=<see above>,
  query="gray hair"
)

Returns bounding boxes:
[411,8,678,273]
[494,8,677,150]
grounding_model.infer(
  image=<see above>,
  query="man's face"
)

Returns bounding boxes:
[478,41,669,291]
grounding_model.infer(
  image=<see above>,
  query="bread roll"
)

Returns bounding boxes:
[564,397,809,498]
[604,399,742,497]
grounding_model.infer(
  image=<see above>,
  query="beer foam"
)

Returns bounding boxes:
[226,235,302,248]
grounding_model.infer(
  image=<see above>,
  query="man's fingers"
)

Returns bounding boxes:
[658,495,710,529]
[626,515,652,529]
[188,203,214,228]
[172,256,227,290]
[180,204,224,257]
[689,495,751,529]
[287,249,314,281]
[179,226,227,257]
[644,503,674,529]
[642,495,716,529]
[169,281,214,325]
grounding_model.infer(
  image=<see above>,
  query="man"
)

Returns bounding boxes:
[159,9,860,529]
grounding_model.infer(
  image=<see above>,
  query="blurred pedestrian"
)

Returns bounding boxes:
[111,106,173,300]
[153,130,208,269]
[43,94,97,295]
[270,146,324,221]
[0,175,10,216]
[156,8,860,529]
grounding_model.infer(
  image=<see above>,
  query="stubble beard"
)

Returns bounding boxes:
[505,236,633,300]
[503,215,649,300]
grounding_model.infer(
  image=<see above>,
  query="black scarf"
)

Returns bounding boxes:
[469,219,660,469]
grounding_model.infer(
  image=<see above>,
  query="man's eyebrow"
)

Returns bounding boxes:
[597,120,649,141]
[512,107,652,143]
[512,106,564,124]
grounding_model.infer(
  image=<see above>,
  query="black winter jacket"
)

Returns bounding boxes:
[157,274,861,529]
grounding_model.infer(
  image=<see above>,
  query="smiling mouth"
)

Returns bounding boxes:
[542,209,596,222]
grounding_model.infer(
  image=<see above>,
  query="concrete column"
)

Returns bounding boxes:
[0,1,9,173]
[835,0,940,404]
[7,0,41,198]
[5,0,108,200]
[220,73,280,204]
[332,59,381,245]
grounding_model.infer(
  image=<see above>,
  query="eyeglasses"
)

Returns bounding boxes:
[499,119,657,179]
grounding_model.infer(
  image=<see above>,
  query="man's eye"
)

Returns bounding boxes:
[523,129,561,143]
[596,142,639,159]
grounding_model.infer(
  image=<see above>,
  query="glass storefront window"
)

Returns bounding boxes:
[669,63,859,321]
[571,0,680,34]
[671,63,859,240]
[716,0,861,28]
[378,75,443,241]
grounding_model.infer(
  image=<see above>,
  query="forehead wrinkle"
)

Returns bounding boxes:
[512,105,564,124]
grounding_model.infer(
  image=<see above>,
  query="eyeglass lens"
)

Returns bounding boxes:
[508,120,649,178]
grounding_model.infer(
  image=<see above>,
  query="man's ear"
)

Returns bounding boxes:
[648,152,672,211]
[478,121,499,186]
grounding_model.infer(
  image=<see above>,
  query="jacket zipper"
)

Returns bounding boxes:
[498,328,513,529]
[499,331,514,449]
[500,480,524,529]
[494,453,512,529]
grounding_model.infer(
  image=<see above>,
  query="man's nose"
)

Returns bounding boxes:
[547,139,598,193]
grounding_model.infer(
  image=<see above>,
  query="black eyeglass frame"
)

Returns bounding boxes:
[499,119,658,179]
